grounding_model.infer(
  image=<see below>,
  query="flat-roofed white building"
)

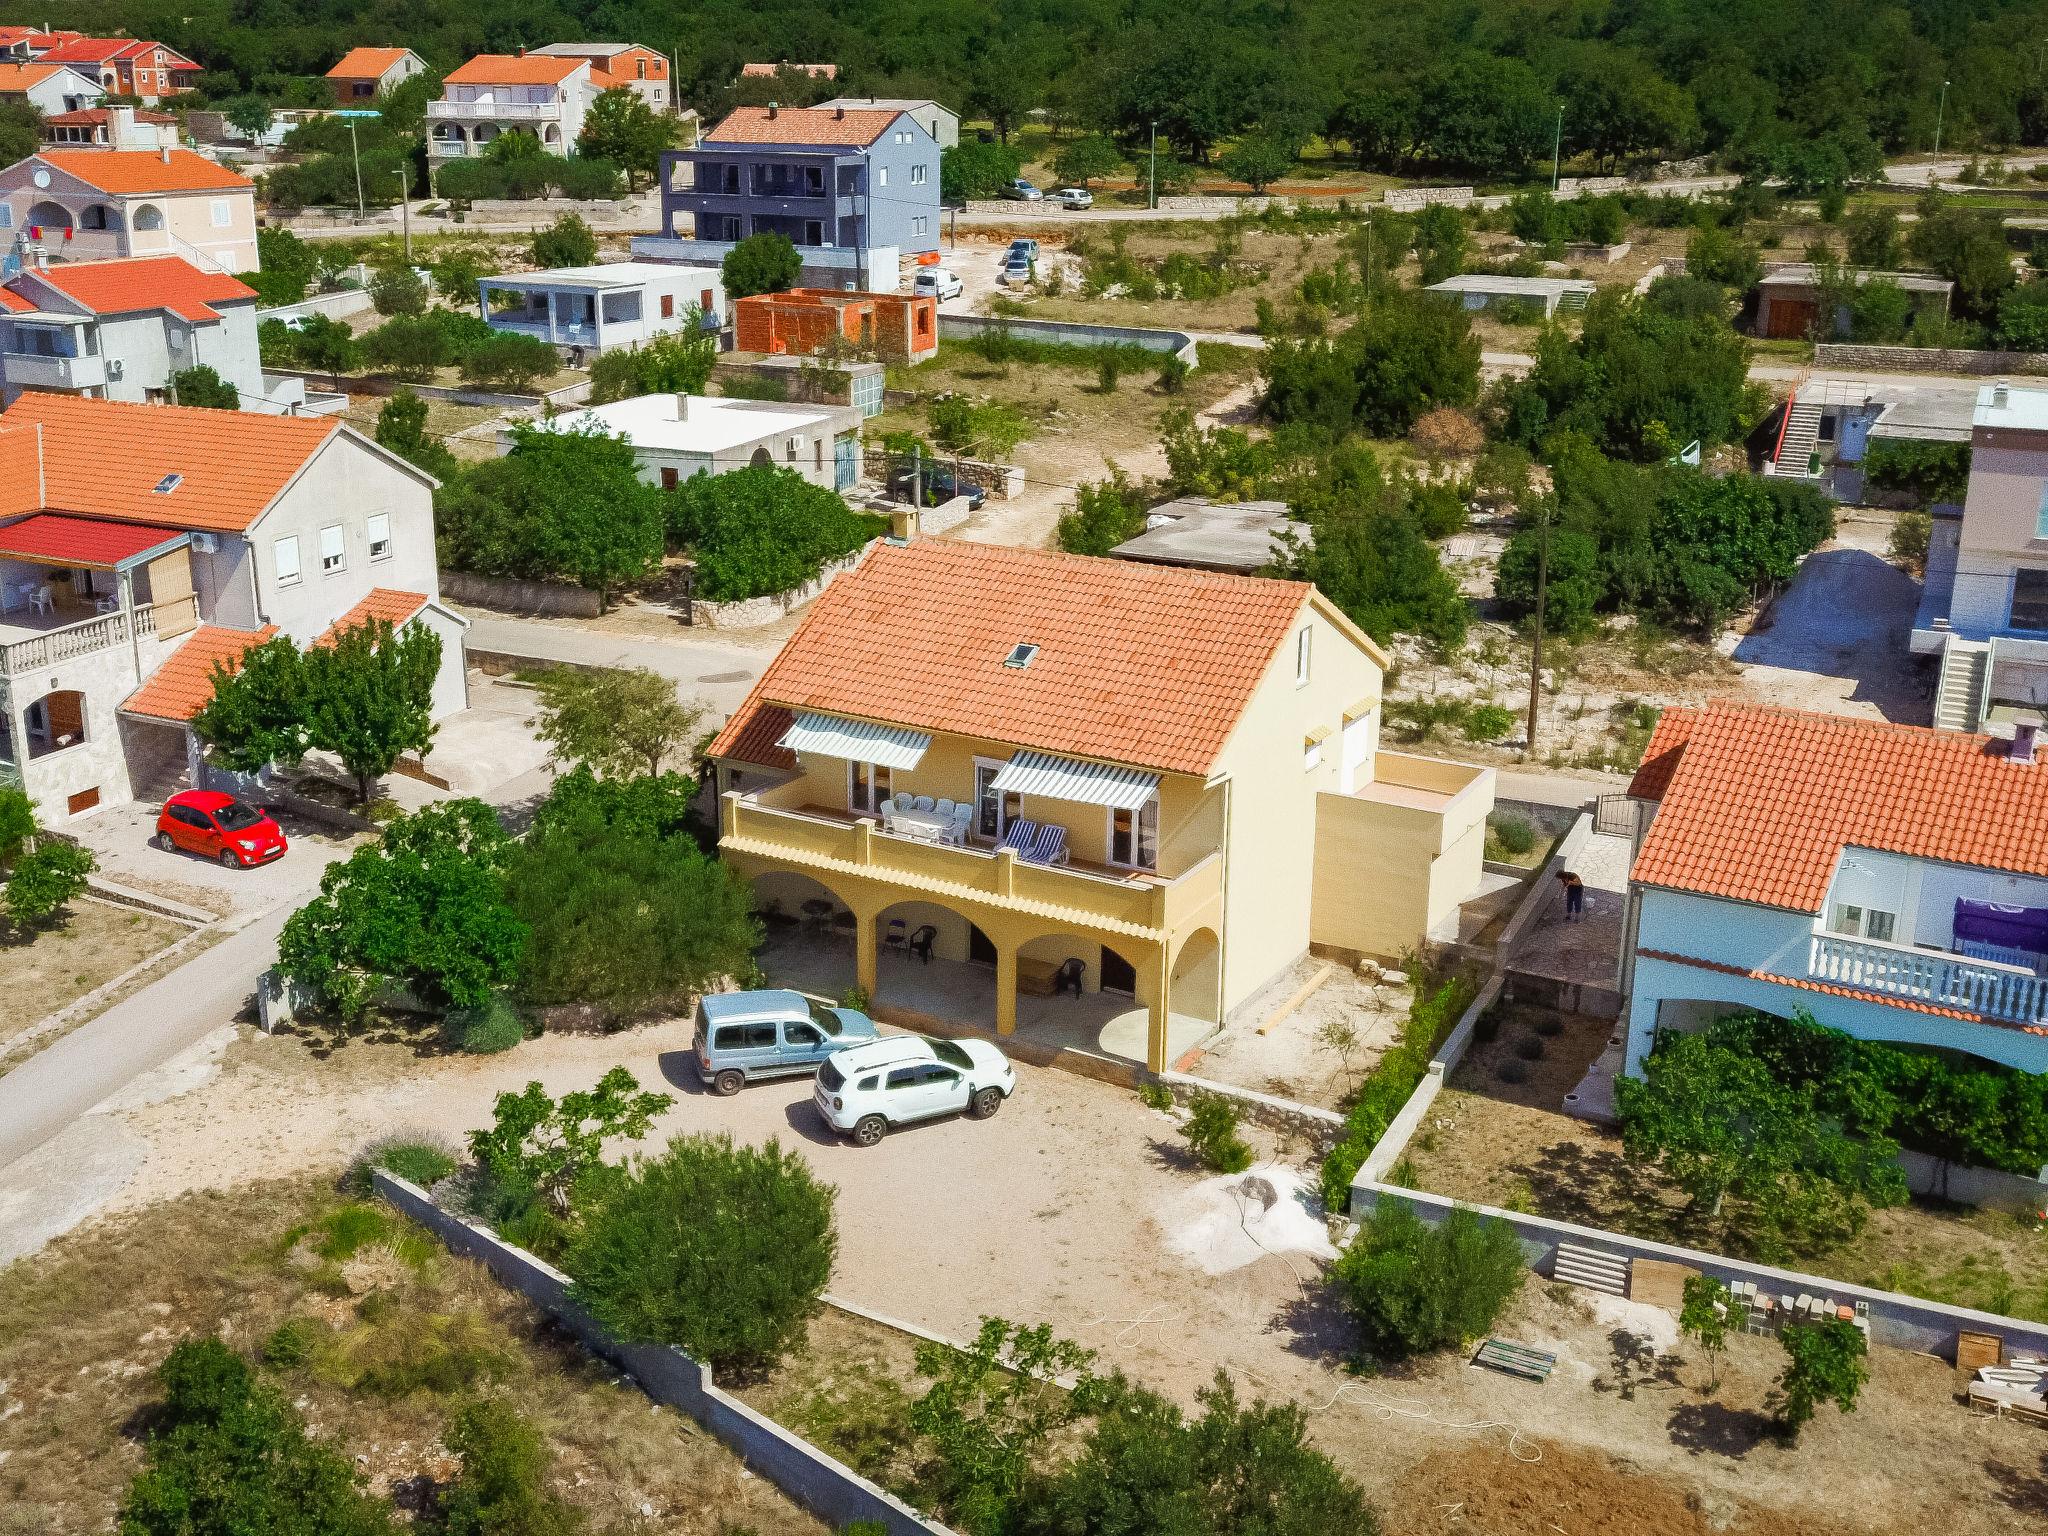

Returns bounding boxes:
[510,392,862,492]
[477,262,725,358]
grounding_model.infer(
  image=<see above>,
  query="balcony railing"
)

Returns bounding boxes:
[1808,932,2048,1027]
[0,349,106,390]
[428,99,562,121]
[720,793,1222,939]
[0,595,199,677]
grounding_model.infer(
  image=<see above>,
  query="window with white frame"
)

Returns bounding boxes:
[912,216,927,235]
[1108,796,1159,870]
[1295,625,1311,685]
[210,197,232,228]
[319,523,345,573]
[365,512,391,561]
[849,760,892,814]
[273,534,301,587]
[911,164,926,184]
[877,166,888,187]
[1830,902,1897,943]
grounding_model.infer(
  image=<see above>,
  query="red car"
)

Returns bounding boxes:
[154,790,288,869]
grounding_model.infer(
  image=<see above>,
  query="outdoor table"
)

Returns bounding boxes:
[891,807,956,842]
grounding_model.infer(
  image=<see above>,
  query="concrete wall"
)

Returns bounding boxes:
[440,568,602,618]
[1815,342,2048,377]
[256,289,376,327]
[939,313,1198,366]
[1348,1180,2048,1361]
[689,541,874,628]
[370,1171,955,1536]
[1959,441,2048,560]
[1308,752,1491,961]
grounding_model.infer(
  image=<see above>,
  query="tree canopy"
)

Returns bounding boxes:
[666,463,886,601]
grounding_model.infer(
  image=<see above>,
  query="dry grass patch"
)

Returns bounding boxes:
[0,900,190,1052]
[0,1178,822,1535]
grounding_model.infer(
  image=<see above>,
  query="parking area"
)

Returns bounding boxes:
[67,798,364,919]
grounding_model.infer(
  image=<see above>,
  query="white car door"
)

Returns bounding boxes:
[917,1064,970,1119]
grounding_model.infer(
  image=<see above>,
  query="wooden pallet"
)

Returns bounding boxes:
[1473,1338,1557,1382]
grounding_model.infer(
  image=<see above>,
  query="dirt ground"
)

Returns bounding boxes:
[1186,955,1413,1110]
[0,1180,821,1536]
[0,899,189,1053]
[4,1016,2043,1534]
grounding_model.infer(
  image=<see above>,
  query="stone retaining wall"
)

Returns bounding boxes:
[1155,1071,1346,1149]
[689,541,876,629]
[373,1170,955,1536]
[1814,342,2048,376]
[263,368,593,412]
[938,312,1199,367]
[439,569,603,619]
[860,445,1023,500]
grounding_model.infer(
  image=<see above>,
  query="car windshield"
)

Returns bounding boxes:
[931,1038,973,1070]
[212,801,266,831]
[808,1000,845,1036]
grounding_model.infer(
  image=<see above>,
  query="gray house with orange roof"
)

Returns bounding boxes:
[641,105,939,291]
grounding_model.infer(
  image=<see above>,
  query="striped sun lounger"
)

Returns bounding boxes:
[1028,823,1069,866]
[998,819,1038,854]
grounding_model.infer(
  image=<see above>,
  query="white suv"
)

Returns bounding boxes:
[814,1034,1015,1145]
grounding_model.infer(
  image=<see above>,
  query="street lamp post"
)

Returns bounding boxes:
[1551,105,1564,192]
[1148,121,1158,210]
[334,108,382,223]
[1935,79,1951,156]
[395,170,411,262]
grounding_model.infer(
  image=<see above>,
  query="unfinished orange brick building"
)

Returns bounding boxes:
[733,287,938,365]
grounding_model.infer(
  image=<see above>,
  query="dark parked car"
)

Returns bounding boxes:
[888,465,987,510]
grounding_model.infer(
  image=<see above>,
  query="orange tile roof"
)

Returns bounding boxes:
[444,53,585,87]
[327,46,413,79]
[0,61,67,90]
[316,588,428,646]
[35,149,253,195]
[43,106,178,125]
[0,393,340,533]
[708,541,1314,777]
[122,625,279,722]
[1626,707,1697,800]
[1629,702,2048,914]
[719,703,796,771]
[1638,949,2048,1036]
[706,106,900,147]
[28,256,255,322]
[0,286,32,313]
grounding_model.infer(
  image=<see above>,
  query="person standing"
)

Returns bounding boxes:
[1556,869,1585,921]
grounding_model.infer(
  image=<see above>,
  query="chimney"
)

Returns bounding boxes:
[767,101,778,118]
[159,144,170,164]
[1994,380,2011,410]
[2015,719,2042,765]
[834,105,844,120]
[675,393,689,421]
[516,45,526,57]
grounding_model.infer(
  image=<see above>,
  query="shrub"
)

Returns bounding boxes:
[469,1066,671,1224]
[568,1132,836,1372]
[261,1318,320,1368]
[1462,703,1516,742]
[448,995,526,1054]
[529,213,597,268]
[4,836,95,927]
[1156,352,1191,393]
[1320,975,1475,1207]
[460,332,557,392]
[1096,352,1121,392]
[1489,814,1537,857]
[667,463,886,601]
[1410,407,1485,462]
[1888,509,1932,576]
[1055,469,1149,557]
[361,313,448,380]
[369,263,427,317]
[346,1133,461,1194]
[169,364,239,410]
[1863,438,1970,505]
[1773,1318,1867,1439]
[722,231,802,297]
[1329,1199,1525,1357]
[438,1397,581,1536]
[929,396,1032,457]
[1138,1081,1175,1111]
[1180,1092,1253,1173]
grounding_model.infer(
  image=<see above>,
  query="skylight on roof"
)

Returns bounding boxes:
[152,473,182,495]
[1003,642,1039,669]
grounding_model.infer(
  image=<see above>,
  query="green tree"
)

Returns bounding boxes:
[430,249,490,307]
[242,226,317,306]
[1221,131,1295,193]
[568,1132,835,1372]
[302,618,442,805]
[1277,507,1468,649]
[576,87,672,189]
[224,94,273,140]
[1686,226,1763,292]
[527,765,699,844]
[460,332,557,391]
[667,462,885,600]
[1263,289,1480,438]
[1679,1274,1744,1394]
[941,139,1024,203]
[1056,469,1150,557]
[293,312,360,387]
[437,1398,580,1536]
[278,800,524,1023]
[1844,208,1904,269]
[362,314,448,381]
[369,263,427,317]
[5,837,95,929]
[529,213,598,269]
[1908,205,2016,319]
[1328,1200,1525,1357]
[0,786,34,867]
[1495,522,1605,637]
[168,364,239,410]
[1017,1372,1381,1536]
[120,1338,398,1536]
[0,99,40,167]
[1773,1319,1867,1439]
[910,1319,1115,1535]
[721,232,803,298]
[374,389,457,479]
[1051,134,1122,189]
[1411,203,1468,286]
[588,320,717,403]
[192,635,310,774]
[530,666,703,778]
[469,1067,672,1217]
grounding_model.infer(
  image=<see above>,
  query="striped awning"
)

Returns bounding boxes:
[776,710,930,770]
[990,750,1159,811]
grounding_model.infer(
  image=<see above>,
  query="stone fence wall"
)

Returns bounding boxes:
[860,445,1024,500]
[256,289,376,326]
[1154,1071,1346,1149]
[689,541,876,630]
[1815,342,2048,376]
[263,368,593,412]
[439,569,603,619]
[938,312,1199,367]
[373,1170,955,1536]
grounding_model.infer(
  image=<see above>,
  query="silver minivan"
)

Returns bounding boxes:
[693,989,879,1095]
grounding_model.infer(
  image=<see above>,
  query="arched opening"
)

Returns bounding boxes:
[25,200,69,231]
[749,446,773,468]
[542,123,561,145]
[132,203,164,232]
[433,123,467,144]
[80,203,120,231]
[1169,927,1222,1023]
[749,868,857,997]
[472,124,499,147]
[24,689,86,758]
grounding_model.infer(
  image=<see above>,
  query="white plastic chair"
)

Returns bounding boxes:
[934,797,956,817]
[949,805,973,844]
[28,585,54,615]
[913,794,936,813]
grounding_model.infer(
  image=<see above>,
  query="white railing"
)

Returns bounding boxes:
[428,99,562,122]
[0,350,106,390]
[1809,932,2048,1026]
[0,596,197,676]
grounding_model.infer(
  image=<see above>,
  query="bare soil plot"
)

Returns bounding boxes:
[0,1179,823,1536]
[0,900,189,1053]
[1188,956,1413,1111]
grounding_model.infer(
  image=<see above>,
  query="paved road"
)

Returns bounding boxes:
[459,613,770,718]
[0,903,293,1174]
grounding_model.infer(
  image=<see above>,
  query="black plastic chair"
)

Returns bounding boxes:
[909,924,938,964]
[1054,957,1085,997]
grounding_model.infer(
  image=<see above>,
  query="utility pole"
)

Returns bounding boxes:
[1524,507,1551,757]
[1935,79,1951,156]
[1551,105,1564,192]
[348,114,365,219]
[1148,121,1157,209]
[395,170,411,263]
[1363,215,1374,303]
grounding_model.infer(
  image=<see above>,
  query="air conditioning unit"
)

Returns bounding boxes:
[105,358,123,380]
[189,531,217,554]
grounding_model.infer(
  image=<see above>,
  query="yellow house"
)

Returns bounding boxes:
[707,539,1494,1073]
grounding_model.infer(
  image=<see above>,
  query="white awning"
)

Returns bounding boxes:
[990,750,1159,811]
[776,711,930,770]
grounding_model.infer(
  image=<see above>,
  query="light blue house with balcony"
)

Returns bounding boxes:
[1618,701,2048,1080]
[477,261,724,360]
[637,104,939,292]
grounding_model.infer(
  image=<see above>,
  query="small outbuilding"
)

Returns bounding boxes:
[1110,497,1305,575]
[513,393,864,493]
[1424,273,1597,318]
[1753,263,1954,340]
